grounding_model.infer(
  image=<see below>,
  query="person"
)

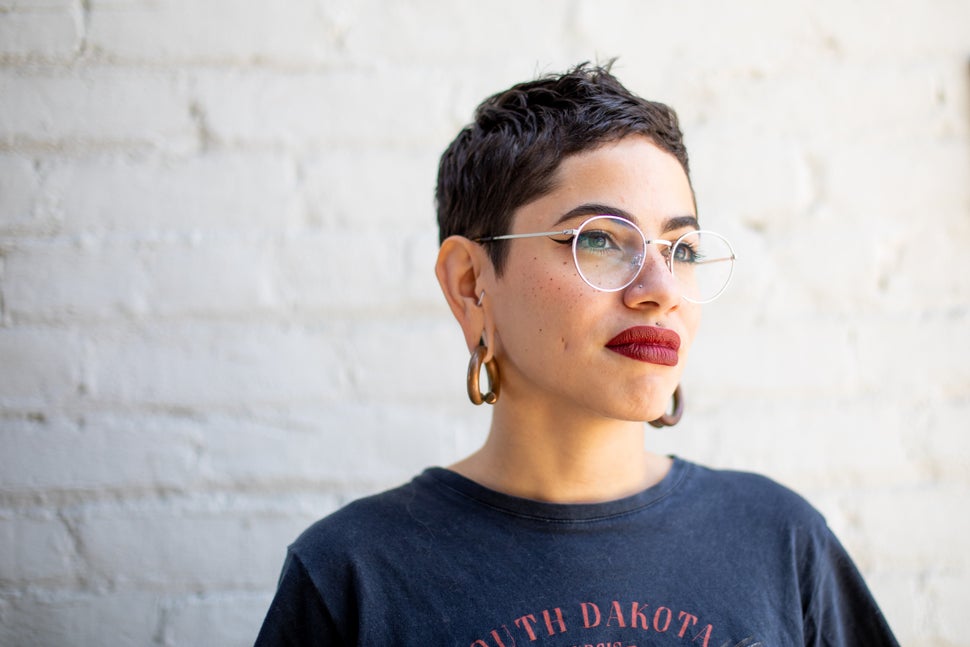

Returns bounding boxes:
[255,63,899,646]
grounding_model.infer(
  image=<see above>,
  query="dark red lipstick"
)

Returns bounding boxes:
[606,326,681,366]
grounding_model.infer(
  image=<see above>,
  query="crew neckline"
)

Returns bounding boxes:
[420,456,690,523]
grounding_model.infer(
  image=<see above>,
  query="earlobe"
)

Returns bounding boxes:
[435,236,492,353]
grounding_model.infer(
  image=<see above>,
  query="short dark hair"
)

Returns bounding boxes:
[435,62,691,274]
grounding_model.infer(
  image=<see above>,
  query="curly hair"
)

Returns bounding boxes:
[435,62,691,274]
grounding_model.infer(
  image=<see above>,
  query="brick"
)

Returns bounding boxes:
[0,510,77,584]
[141,236,280,317]
[161,591,272,647]
[4,235,281,321]
[200,403,466,490]
[576,0,817,82]
[712,191,970,318]
[342,316,470,402]
[36,151,300,235]
[75,496,330,589]
[806,1,970,62]
[3,240,146,322]
[301,147,438,229]
[193,67,454,149]
[922,399,970,482]
[0,154,52,235]
[858,571,917,645]
[0,590,159,647]
[0,413,202,493]
[276,228,414,313]
[924,571,970,645]
[686,315,859,397]
[85,0,338,66]
[854,314,970,400]
[819,139,969,231]
[843,485,970,572]
[0,2,81,60]
[0,1,74,7]
[674,398,923,491]
[77,1,574,85]
[0,327,81,408]
[689,135,817,233]
[818,140,970,312]
[0,67,194,149]
[672,63,964,164]
[402,229,450,305]
[87,322,348,408]
[335,1,573,66]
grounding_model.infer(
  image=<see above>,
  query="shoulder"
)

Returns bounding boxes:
[287,470,464,572]
[678,459,829,531]
[258,481,435,646]
[292,478,420,551]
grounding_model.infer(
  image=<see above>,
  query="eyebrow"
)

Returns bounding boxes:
[553,203,700,234]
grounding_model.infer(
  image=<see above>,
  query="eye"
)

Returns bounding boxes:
[672,241,704,264]
[576,229,620,252]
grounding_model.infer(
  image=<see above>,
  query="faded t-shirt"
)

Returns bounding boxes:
[256,458,899,647]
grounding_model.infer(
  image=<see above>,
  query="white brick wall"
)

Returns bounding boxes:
[1,1,968,645]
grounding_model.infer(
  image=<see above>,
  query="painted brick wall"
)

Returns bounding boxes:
[1,1,968,645]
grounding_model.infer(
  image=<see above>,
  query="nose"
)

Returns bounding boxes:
[622,244,681,311]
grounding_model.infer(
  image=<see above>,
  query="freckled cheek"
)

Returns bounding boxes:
[518,269,583,341]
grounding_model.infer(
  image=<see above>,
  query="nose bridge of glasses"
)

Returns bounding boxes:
[644,239,674,270]
[627,239,678,291]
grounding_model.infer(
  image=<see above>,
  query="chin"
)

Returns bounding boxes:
[607,397,672,424]
[629,381,679,419]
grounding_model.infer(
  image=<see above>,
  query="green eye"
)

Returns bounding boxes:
[577,230,618,251]
[672,242,703,264]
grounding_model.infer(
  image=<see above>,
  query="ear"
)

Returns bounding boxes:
[435,235,495,359]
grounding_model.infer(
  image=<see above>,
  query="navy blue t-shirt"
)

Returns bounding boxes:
[255,458,898,646]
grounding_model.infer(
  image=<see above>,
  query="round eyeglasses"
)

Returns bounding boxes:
[476,215,736,303]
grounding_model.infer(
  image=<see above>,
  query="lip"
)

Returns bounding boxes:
[605,326,681,366]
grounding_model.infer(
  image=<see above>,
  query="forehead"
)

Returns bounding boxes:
[513,136,696,231]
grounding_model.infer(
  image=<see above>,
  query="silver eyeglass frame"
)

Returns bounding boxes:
[475,215,736,304]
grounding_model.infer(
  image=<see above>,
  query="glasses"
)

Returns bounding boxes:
[476,215,736,303]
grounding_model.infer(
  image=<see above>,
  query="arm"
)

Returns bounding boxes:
[255,551,347,647]
[802,528,899,647]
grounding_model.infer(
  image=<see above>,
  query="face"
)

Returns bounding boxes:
[485,135,701,423]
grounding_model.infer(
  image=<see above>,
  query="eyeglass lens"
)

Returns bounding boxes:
[573,216,734,302]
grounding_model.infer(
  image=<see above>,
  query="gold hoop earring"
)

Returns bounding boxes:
[648,384,684,428]
[466,344,500,405]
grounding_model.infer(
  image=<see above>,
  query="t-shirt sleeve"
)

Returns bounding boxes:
[802,526,900,647]
[255,551,346,647]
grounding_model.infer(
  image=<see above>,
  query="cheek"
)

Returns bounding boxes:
[496,256,586,349]
[678,305,702,357]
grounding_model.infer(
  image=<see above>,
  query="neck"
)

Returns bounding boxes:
[449,398,671,504]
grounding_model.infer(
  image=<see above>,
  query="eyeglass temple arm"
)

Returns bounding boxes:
[691,254,738,266]
[476,229,577,243]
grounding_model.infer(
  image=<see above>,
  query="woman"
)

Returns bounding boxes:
[256,63,899,646]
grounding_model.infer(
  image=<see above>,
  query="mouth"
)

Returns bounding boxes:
[605,326,681,366]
